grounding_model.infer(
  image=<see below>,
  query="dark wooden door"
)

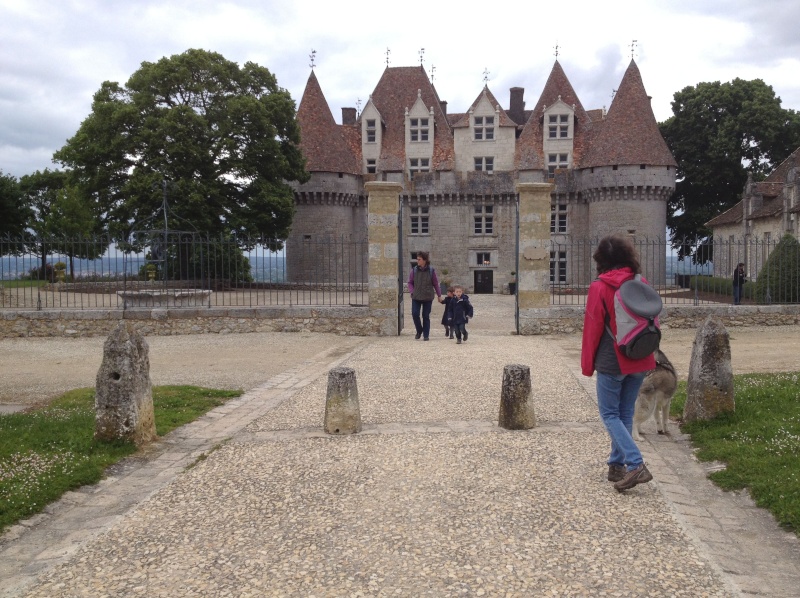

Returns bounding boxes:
[473,270,493,294]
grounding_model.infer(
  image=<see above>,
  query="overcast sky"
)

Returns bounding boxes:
[2,0,799,180]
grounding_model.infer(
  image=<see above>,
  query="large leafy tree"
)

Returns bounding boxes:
[0,171,29,240]
[54,49,308,243]
[660,79,800,257]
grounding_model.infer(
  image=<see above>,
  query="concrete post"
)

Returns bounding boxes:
[517,182,553,308]
[365,181,403,336]
[498,364,537,430]
[324,367,362,435]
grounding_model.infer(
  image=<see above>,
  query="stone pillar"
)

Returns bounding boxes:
[516,182,553,309]
[365,181,402,336]
[324,367,362,435]
[94,321,156,446]
[684,315,735,423]
[498,364,537,430]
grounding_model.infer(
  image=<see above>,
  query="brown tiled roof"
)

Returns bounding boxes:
[367,66,454,172]
[296,71,360,174]
[515,60,593,170]
[749,197,784,219]
[581,60,677,168]
[706,201,743,227]
[450,86,517,128]
[753,181,784,198]
[764,146,800,183]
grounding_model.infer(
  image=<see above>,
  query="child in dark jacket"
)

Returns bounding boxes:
[447,285,474,344]
[440,286,455,337]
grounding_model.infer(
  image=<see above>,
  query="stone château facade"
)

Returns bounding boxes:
[289,59,677,293]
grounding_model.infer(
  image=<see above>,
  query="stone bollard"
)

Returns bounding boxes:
[684,315,735,423]
[94,321,156,446]
[324,367,362,435]
[498,364,537,430]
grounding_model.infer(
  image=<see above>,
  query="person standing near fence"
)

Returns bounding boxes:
[732,262,746,305]
[581,234,656,492]
[408,252,442,341]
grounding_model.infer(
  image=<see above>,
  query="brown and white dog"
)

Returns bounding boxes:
[633,349,678,441]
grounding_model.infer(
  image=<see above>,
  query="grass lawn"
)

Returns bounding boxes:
[0,386,241,533]
[671,372,800,533]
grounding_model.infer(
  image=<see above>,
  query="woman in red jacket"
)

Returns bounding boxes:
[581,235,656,492]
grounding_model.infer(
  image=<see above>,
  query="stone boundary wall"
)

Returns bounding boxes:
[2,304,798,338]
[0,307,394,338]
[519,304,800,335]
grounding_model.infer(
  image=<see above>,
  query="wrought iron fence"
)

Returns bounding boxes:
[0,234,368,310]
[548,236,800,306]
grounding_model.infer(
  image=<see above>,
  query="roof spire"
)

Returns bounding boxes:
[309,49,316,69]
[553,42,559,59]
[419,47,425,66]
[482,68,490,85]
[630,40,638,60]
[431,64,436,82]
[385,47,391,67]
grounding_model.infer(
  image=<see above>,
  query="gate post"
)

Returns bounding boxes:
[365,181,403,336]
[516,183,553,333]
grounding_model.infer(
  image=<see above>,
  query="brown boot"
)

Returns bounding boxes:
[613,464,653,491]
[607,464,626,482]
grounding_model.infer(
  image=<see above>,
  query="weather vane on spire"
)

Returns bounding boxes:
[630,40,638,60]
[430,64,436,82]
[554,42,559,59]
[482,68,490,85]
[385,47,391,67]
[419,48,425,66]
[309,49,316,69]
[611,88,617,101]
[356,98,362,117]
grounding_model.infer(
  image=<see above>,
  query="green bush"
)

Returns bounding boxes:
[754,235,800,304]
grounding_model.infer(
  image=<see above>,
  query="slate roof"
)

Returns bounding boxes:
[581,60,677,169]
[296,71,360,174]
[365,66,454,172]
[515,60,593,170]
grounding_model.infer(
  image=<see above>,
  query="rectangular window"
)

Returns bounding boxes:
[473,115,494,140]
[366,119,376,143]
[410,206,429,235]
[366,159,376,174]
[550,204,567,233]
[548,114,569,138]
[474,157,494,172]
[410,118,429,142]
[410,252,418,271]
[409,158,430,180]
[474,205,493,235]
[550,250,567,284]
[477,252,491,265]
[547,153,569,178]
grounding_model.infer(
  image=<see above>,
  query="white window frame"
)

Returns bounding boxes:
[550,250,567,284]
[410,117,429,142]
[547,153,569,178]
[366,159,376,174]
[473,115,495,141]
[550,203,567,233]
[410,206,429,235]
[409,157,430,180]
[366,119,376,143]
[473,205,494,235]
[474,157,494,172]
[476,251,491,266]
[548,114,570,139]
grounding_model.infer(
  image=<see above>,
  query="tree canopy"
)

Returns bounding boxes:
[0,171,29,239]
[54,49,308,243]
[660,78,800,255]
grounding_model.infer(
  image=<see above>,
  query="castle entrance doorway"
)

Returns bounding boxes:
[473,270,493,293]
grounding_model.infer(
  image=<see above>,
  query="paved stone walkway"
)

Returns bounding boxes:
[1,322,799,596]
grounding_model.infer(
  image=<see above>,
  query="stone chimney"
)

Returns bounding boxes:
[509,87,525,124]
[439,100,447,116]
[342,107,357,125]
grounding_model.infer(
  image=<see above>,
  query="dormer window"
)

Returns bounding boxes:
[410,118,429,142]
[474,116,494,140]
[548,114,570,139]
[366,119,376,143]
[366,159,376,174]
[409,158,430,179]
[548,153,569,178]
[474,157,494,173]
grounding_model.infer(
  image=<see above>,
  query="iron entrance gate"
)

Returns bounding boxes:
[397,201,404,335]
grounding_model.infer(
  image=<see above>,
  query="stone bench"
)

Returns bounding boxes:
[117,289,212,308]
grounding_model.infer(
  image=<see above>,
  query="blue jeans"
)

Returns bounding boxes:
[411,299,433,338]
[596,371,646,471]
[733,285,742,305]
